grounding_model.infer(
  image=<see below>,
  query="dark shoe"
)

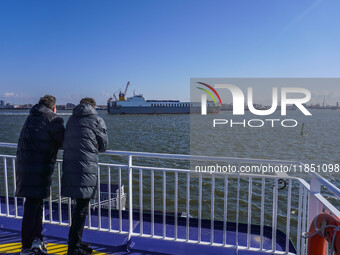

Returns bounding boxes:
[31,238,48,255]
[67,248,92,255]
[20,248,35,255]
[80,242,90,247]
[80,242,93,253]
[67,249,92,255]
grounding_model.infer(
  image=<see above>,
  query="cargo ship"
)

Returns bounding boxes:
[107,82,220,114]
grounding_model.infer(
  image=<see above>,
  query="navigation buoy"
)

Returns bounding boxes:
[301,122,305,136]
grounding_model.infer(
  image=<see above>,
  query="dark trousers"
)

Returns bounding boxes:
[68,198,90,250]
[22,197,44,249]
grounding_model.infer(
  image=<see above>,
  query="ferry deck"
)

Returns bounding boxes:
[0,142,339,254]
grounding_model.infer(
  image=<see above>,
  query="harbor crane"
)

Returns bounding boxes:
[119,81,130,101]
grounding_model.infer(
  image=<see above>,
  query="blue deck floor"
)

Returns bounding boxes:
[0,197,296,254]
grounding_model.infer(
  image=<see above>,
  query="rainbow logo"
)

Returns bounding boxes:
[196,82,222,106]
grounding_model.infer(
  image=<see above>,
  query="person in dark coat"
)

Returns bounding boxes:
[15,95,65,255]
[61,97,108,255]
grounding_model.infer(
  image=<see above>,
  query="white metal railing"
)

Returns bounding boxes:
[0,142,339,254]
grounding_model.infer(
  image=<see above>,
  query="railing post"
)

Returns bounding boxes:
[57,162,62,224]
[108,166,111,231]
[308,178,322,229]
[128,155,133,240]
[12,158,18,218]
[97,165,101,229]
[3,158,9,216]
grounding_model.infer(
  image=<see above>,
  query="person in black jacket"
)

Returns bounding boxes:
[61,97,108,255]
[16,95,65,255]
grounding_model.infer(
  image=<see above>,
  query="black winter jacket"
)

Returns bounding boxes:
[61,103,108,199]
[15,104,65,198]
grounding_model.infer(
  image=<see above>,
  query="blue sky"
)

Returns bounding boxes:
[0,0,340,105]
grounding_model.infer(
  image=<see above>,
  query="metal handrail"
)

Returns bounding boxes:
[309,171,340,198]
[1,142,339,255]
